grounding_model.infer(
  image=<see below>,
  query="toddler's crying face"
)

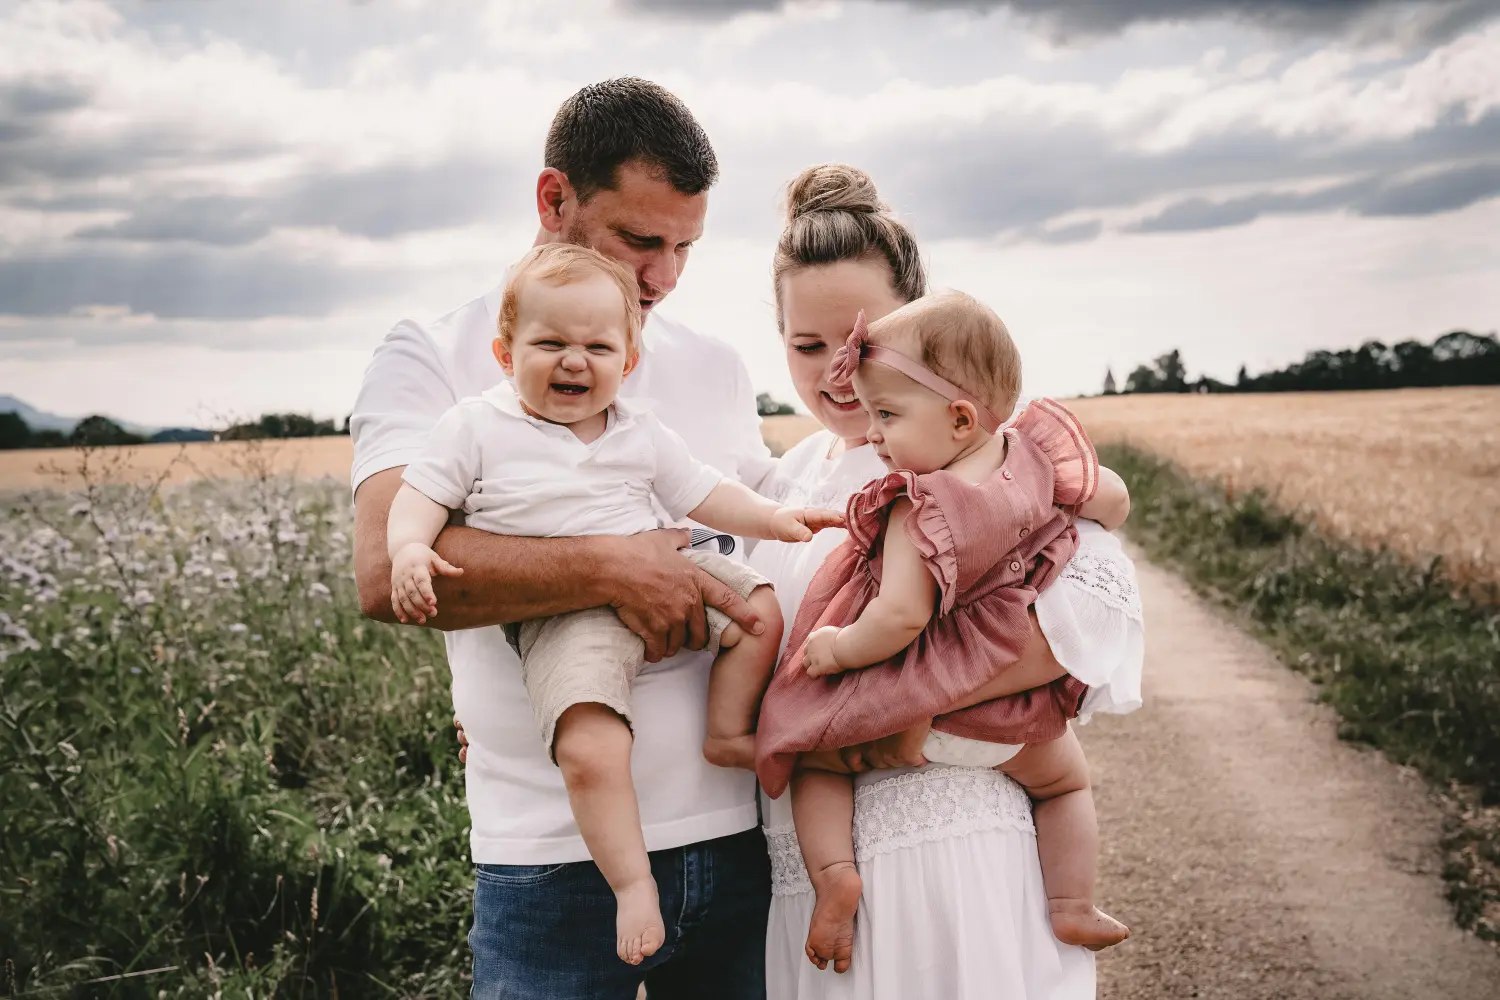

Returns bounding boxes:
[497,271,638,426]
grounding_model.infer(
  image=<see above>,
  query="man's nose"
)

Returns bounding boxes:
[638,250,678,299]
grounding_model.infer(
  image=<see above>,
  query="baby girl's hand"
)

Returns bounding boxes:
[770,506,846,542]
[803,625,846,678]
[390,542,464,625]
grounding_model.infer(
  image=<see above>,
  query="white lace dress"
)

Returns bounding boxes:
[751,428,1145,1000]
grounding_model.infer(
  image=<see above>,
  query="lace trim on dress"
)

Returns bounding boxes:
[765,767,1037,897]
[1058,546,1143,621]
[765,822,813,897]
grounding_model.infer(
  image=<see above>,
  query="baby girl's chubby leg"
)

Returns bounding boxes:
[790,766,863,974]
[999,729,1130,951]
[702,585,784,770]
[552,703,664,966]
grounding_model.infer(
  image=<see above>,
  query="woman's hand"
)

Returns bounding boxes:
[802,626,845,677]
[454,716,468,764]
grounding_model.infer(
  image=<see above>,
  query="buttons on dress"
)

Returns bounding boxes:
[1001,470,1014,480]
[1009,560,1022,572]
[1018,527,1030,538]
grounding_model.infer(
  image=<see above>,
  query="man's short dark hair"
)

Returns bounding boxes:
[545,77,719,202]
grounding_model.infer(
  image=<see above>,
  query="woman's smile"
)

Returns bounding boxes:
[821,388,862,413]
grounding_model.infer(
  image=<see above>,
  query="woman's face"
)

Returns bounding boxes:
[779,258,907,445]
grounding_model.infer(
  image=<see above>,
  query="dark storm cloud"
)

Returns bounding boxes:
[0,247,391,320]
[71,159,520,247]
[1127,160,1500,232]
[623,0,1497,38]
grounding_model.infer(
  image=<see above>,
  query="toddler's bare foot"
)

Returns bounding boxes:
[805,860,862,974]
[702,734,756,770]
[615,878,666,966]
[1048,897,1130,951]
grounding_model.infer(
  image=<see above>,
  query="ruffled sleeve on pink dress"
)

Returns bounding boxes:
[754,398,1101,798]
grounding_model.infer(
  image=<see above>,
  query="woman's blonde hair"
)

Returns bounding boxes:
[771,164,927,332]
[497,243,642,351]
[869,289,1023,421]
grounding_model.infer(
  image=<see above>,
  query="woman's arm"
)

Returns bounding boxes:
[803,499,936,676]
[840,612,1069,770]
[1078,466,1130,531]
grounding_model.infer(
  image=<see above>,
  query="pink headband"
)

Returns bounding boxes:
[829,311,1004,433]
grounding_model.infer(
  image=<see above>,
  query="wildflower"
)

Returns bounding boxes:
[227,623,248,634]
[308,582,332,600]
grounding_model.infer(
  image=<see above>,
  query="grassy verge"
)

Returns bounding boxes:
[1100,443,1500,943]
[1,455,468,999]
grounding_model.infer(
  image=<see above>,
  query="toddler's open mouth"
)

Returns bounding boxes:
[550,383,590,396]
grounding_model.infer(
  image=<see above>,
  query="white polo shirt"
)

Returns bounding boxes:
[350,281,776,864]
[401,382,723,538]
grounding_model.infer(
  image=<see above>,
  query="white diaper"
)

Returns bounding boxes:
[921,730,1025,768]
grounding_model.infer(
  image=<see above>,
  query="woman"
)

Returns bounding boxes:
[750,164,1144,999]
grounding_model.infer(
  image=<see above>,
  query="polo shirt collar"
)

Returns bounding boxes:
[480,380,640,431]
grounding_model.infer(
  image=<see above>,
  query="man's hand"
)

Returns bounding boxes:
[768,506,846,542]
[859,720,931,769]
[608,529,765,663]
[802,626,845,678]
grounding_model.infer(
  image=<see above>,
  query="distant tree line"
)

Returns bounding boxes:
[756,392,796,417]
[0,412,352,451]
[1104,330,1500,396]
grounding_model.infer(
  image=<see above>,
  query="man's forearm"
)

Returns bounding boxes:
[361,525,622,630]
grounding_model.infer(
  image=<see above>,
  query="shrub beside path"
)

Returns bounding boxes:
[1087,550,1500,999]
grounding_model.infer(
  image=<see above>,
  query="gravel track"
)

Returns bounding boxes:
[1085,553,1500,999]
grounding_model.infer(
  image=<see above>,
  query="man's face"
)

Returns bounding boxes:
[561,161,707,316]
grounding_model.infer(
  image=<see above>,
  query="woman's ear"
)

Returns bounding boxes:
[492,338,515,376]
[535,168,572,234]
[950,400,979,440]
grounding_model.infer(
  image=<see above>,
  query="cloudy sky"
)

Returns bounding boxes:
[1,0,1497,427]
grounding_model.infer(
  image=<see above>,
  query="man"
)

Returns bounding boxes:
[351,79,775,999]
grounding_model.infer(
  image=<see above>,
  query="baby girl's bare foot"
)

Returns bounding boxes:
[1048,898,1130,951]
[702,734,756,770]
[805,861,862,974]
[615,879,666,966]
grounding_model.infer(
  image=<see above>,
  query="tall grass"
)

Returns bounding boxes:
[1102,443,1500,941]
[1,451,468,998]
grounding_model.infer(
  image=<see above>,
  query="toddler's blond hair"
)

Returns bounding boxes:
[497,244,642,353]
[867,290,1022,421]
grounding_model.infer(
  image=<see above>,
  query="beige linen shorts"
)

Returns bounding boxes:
[514,549,770,760]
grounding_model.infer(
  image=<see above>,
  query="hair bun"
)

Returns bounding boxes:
[784,163,888,224]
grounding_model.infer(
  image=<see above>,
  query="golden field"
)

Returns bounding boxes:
[1069,386,1500,588]
[0,415,826,492]
[6,395,1494,586]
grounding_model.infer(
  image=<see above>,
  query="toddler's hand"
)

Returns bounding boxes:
[803,625,845,678]
[390,542,464,625]
[770,506,845,542]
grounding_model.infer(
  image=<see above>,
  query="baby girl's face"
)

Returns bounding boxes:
[498,273,636,426]
[853,362,969,474]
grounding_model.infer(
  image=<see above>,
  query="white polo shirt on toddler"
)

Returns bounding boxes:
[402,381,724,538]
[350,281,777,864]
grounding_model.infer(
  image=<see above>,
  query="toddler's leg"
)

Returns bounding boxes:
[999,728,1130,951]
[790,766,863,974]
[553,703,664,966]
[703,585,784,770]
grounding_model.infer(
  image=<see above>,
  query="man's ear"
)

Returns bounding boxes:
[950,400,979,440]
[535,168,572,234]
[492,338,515,376]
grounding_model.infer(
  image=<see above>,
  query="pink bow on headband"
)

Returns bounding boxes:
[827,309,1004,433]
[828,311,870,390]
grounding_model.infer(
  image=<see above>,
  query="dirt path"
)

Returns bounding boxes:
[1084,552,1500,1000]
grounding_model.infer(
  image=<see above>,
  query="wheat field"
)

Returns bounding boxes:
[1069,386,1500,588]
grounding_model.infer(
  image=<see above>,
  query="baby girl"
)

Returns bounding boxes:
[756,291,1137,973]
[385,243,842,966]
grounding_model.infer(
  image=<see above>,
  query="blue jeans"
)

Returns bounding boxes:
[470,828,771,1000]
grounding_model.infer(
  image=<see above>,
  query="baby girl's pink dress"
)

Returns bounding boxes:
[755,398,1099,797]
